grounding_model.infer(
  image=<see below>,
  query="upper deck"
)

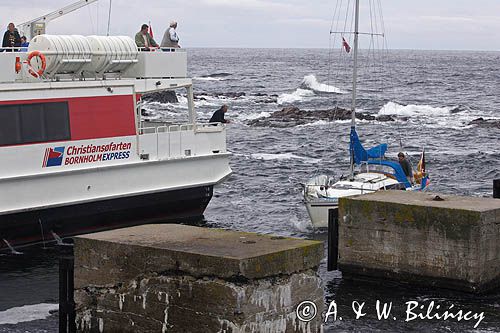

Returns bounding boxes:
[0,34,189,96]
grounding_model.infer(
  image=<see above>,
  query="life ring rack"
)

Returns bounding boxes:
[26,51,47,78]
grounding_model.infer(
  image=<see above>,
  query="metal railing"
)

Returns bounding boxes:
[0,47,27,52]
[136,47,186,53]
[138,122,225,159]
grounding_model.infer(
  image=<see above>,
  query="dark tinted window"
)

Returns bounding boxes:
[0,102,70,146]
[0,105,22,145]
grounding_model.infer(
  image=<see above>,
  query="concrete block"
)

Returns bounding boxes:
[339,191,500,292]
[74,224,324,332]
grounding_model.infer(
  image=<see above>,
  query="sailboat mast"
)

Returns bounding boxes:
[351,0,360,126]
[349,0,360,180]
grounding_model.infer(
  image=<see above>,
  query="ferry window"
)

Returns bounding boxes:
[0,105,22,145]
[0,102,70,146]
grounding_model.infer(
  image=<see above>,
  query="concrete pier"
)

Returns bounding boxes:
[74,224,323,332]
[339,191,500,292]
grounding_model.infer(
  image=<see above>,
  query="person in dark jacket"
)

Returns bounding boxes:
[2,23,21,50]
[134,24,158,50]
[398,152,414,184]
[209,104,230,123]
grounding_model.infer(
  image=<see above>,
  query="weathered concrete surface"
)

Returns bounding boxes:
[74,224,323,287]
[74,224,324,332]
[339,191,500,292]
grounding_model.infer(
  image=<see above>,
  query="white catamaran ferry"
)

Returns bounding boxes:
[0,35,232,249]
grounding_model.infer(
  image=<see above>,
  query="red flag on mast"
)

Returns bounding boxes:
[342,37,351,53]
[148,21,154,38]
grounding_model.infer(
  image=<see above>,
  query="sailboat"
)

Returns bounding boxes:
[303,0,429,229]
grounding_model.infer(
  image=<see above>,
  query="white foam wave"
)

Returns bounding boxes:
[297,120,331,127]
[379,102,453,117]
[193,77,225,81]
[237,111,272,121]
[180,95,219,108]
[290,215,313,233]
[301,74,344,93]
[250,153,321,163]
[277,89,315,105]
[0,303,58,325]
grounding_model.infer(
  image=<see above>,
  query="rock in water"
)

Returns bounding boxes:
[142,90,179,103]
[248,106,394,127]
[468,118,500,129]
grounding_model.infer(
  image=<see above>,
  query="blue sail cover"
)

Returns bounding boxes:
[349,127,387,164]
[367,160,412,188]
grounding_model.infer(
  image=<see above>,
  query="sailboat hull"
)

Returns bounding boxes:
[304,172,402,229]
[305,198,338,229]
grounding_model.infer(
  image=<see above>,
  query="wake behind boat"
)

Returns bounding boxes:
[303,0,429,228]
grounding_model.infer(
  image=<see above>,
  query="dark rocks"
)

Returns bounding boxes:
[376,114,396,122]
[142,90,179,103]
[214,91,246,98]
[193,92,246,100]
[252,93,278,104]
[468,118,500,129]
[248,106,395,127]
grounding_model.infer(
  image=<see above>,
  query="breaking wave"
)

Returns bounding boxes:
[379,101,454,117]
[206,72,232,77]
[301,75,344,94]
[194,77,225,81]
[277,89,315,105]
[237,111,272,121]
[193,72,232,81]
[250,153,321,163]
[0,303,58,325]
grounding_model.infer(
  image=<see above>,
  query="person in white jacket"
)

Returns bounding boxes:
[161,21,180,48]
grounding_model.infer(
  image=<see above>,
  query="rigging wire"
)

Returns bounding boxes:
[88,4,95,35]
[312,0,349,178]
[96,0,99,35]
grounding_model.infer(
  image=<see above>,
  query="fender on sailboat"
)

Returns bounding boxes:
[349,127,388,164]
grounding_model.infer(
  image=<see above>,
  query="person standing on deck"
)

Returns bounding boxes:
[210,105,230,124]
[398,152,414,185]
[20,36,29,52]
[2,23,21,50]
[161,21,180,48]
[135,24,158,50]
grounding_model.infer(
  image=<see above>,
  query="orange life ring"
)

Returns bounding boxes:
[26,51,46,78]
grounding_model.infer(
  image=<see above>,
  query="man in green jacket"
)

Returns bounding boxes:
[135,24,158,50]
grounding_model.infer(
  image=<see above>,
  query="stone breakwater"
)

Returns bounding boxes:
[74,224,324,332]
[338,191,500,293]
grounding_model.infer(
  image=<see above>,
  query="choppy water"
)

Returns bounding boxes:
[1,48,499,332]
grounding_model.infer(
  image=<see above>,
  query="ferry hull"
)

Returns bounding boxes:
[0,185,213,250]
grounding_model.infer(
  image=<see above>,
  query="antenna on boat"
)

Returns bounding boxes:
[349,0,360,181]
[106,0,112,36]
